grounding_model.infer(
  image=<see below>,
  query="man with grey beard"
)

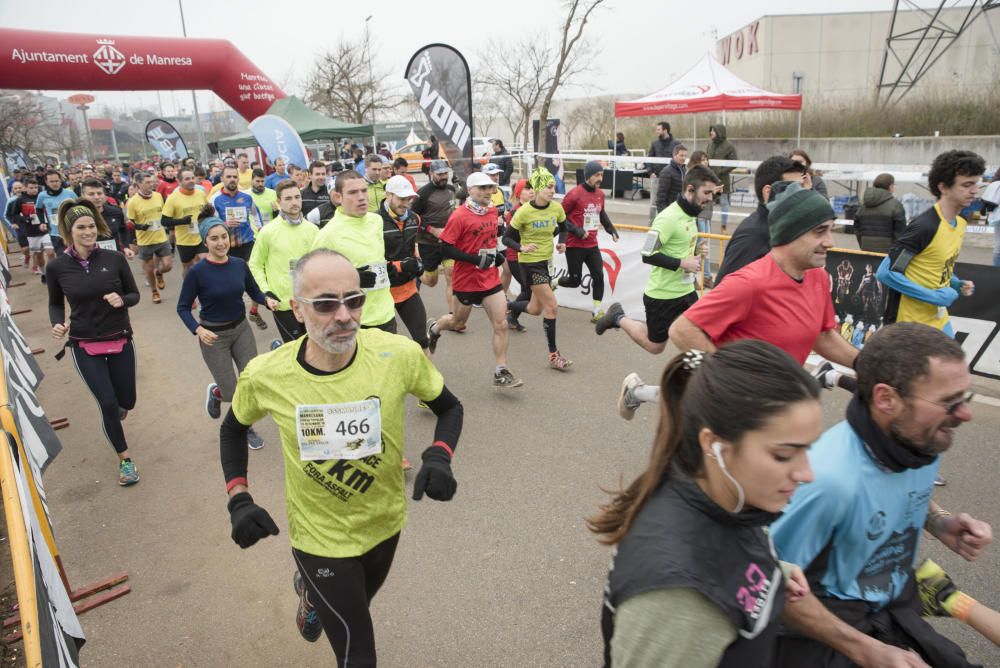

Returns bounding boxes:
[218,248,464,665]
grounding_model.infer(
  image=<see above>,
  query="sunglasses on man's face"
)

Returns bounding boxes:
[295,292,366,314]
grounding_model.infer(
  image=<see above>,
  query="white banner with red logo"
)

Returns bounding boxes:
[510,228,653,320]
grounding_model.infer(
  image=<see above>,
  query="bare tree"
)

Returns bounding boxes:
[302,33,400,125]
[537,0,605,147]
[0,92,76,160]
[566,96,614,148]
[476,35,557,149]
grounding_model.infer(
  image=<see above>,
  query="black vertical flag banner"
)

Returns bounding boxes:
[144,119,189,161]
[405,44,474,183]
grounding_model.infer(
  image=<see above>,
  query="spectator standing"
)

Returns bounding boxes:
[655,144,688,213]
[853,173,907,253]
[490,140,514,187]
[706,125,737,229]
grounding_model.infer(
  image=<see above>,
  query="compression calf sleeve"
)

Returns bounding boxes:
[543,318,557,353]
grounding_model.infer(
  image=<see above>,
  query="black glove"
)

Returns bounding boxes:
[227,491,279,549]
[494,252,506,267]
[476,253,495,270]
[412,447,457,501]
[357,266,377,289]
[400,256,424,278]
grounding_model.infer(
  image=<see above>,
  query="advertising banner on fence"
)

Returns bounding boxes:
[144,119,189,161]
[826,250,1000,380]
[248,114,309,170]
[405,44,473,182]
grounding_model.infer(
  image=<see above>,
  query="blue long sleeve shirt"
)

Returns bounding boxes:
[176,257,267,334]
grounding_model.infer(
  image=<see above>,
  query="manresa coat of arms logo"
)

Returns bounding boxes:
[93,39,126,75]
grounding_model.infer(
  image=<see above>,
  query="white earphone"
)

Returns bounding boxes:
[709,441,745,513]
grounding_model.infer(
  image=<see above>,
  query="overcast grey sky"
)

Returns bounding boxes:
[1,0,896,118]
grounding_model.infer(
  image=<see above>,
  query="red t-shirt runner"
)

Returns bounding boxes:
[683,253,836,364]
[561,184,605,249]
[439,203,502,293]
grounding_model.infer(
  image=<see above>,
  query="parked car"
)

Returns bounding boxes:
[392,142,446,172]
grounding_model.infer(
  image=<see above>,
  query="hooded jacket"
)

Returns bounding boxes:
[706,124,738,193]
[646,134,679,176]
[853,186,907,253]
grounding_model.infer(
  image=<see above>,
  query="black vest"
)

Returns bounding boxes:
[602,476,784,668]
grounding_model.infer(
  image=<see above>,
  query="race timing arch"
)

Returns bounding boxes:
[0,28,285,120]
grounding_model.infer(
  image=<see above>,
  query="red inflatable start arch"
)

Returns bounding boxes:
[0,28,286,120]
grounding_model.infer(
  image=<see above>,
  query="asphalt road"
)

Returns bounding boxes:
[7,228,999,667]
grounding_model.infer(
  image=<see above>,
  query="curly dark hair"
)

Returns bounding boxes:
[928,150,985,198]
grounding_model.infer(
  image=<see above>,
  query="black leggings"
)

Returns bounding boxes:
[273,309,306,343]
[508,260,531,302]
[293,533,400,667]
[69,340,137,454]
[395,293,429,349]
[559,246,605,301]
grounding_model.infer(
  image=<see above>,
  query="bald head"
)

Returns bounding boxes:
[291,248,359,298]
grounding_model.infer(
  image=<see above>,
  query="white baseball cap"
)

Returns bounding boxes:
[482,163,503,175]
[385,175,418,198]
[466,172,495,188]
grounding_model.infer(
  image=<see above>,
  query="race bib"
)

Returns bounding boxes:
[226,207,248,225]
[188,221,199,236]
[681,271,696,284]
[295,399,382,461]
[583,212,600,232]
[372,262,390,290]
[96,239,117,251]
[148,218,163,231]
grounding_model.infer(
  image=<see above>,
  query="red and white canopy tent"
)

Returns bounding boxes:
[613,52,803,154]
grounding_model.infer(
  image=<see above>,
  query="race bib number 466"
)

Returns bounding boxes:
[296,399,382,461]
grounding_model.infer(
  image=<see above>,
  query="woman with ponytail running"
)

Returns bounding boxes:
[589,340,921,668]
[504,167,571,370]
[47,199,141,486]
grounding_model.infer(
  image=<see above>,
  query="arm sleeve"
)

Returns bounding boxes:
[611,588,737,668]
[643,253,681,271]
[176,268,201,334]
[683,274,754,342]
[46,263,66,326]
[875,256,957,306]
[599,209,616,235]
[34,195,47,227]
[502,226,522,252]
[220,407,251,485]
[425,385,463,455]
[440,241,480,265]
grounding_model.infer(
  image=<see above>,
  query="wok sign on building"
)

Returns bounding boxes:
[719,21,760,65]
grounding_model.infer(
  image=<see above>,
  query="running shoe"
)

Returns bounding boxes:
[703,275,715,289]
[934,474,947,486]
[151,290,162,304]
[426,319,441,354]
[270,339,283,351]
[548,351,573,371]
[293,571,323,643]
[206,383,222,419]
[916,559,961,618]
[618,372,643,421]
[810,361,836,390]
[118,459,140,486]
[247,427,264,450]
[493,368,524,388]
[402,457,412,471]
[506,311,526,332]
[155,270,165,290]
[248,311,268,330]
[594,302,624,335]
[591,310,605,324]
[31,266,40,275]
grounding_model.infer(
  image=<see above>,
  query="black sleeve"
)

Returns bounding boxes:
[160,214,188,229]
[440,241,481,265]
[118,256,140,307]
[46,261,67,326]
[502,226,522,252]
[411,188,428,216]
[425,385,463,454]
[564,219,585,238]
[220,407,251,484]
[642,253,681,271]
[886,211,938,272]
[599,209,616,235]
[556,220,567,244]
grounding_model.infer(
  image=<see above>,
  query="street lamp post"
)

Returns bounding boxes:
[365,16,378,151]
[178,0,210,161]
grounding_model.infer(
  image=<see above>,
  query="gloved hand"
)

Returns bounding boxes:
[227,491,280,548]
[357,266,377,289]
[412,447,457,501]
[494,252,506,267]
[400,256,424,278]
[476,253,495,270]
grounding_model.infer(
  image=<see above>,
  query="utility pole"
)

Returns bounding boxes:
[365,16,378,150]
[178,0,209,160]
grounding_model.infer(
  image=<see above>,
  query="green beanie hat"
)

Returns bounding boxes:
[768,184,835,246]
[198,216,228,244]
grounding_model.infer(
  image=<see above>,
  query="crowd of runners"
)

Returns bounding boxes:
[2,143,999,667]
